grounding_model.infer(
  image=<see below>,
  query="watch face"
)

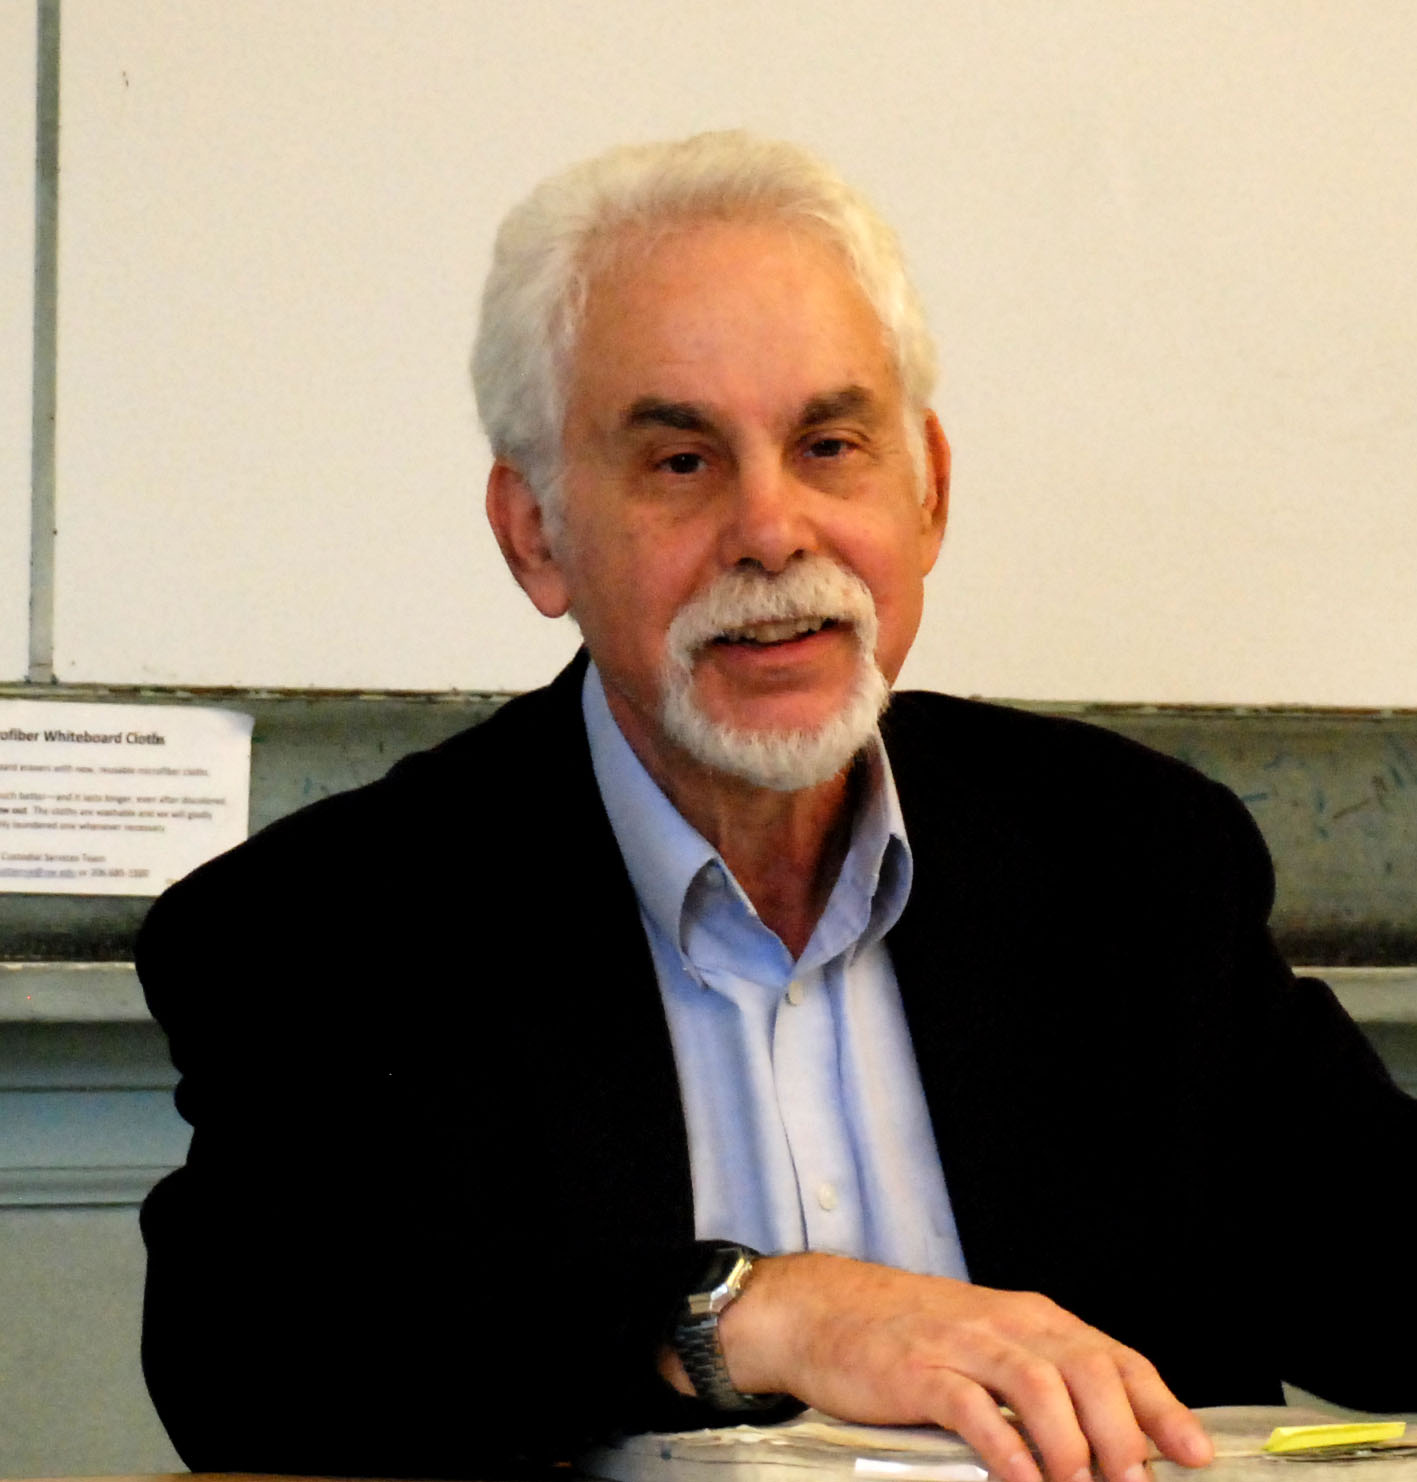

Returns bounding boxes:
[688,1247,754,1317]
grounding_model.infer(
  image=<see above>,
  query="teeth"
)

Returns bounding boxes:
[723,617,828,645]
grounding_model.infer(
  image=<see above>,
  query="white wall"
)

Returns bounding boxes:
[1,3,35,684]
[31,1,1417,701]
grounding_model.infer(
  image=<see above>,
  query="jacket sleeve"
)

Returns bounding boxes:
[1264,965,1417,1409]
[1188,776,1417,1411]
[885,693,1417,1413]
[136,767,773,1478]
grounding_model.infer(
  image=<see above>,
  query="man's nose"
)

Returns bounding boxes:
[718,458,815,573]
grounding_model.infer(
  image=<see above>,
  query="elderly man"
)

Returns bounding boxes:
[138,133,1416,1482]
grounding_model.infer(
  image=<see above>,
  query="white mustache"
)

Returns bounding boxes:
[663,557,878,671]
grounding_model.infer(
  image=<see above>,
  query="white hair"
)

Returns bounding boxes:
[470,130,938,519]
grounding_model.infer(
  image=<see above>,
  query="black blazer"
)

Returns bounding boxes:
[138,656,1417,1477]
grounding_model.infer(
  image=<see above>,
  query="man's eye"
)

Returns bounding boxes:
[806,436,850,459]
[660,452,704,475]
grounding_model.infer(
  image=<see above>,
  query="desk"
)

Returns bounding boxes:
[580,1407,1417,1482]
[20,1419,1417,1482]
[1154,1461,1416,1481]
[14,1466,1417,1482]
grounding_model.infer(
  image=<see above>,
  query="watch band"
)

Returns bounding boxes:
[671,1243,780,1412]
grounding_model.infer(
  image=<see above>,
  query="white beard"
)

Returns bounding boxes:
[658,557,890,792]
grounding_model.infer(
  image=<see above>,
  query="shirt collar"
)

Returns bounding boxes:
[582,661,913,965]
[819,743,913,964]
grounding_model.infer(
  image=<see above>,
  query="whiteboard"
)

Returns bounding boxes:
[53,1,1417,702]
[0,3,35,684]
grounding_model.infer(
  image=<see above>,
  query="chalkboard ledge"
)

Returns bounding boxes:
[2,960,1412,1026]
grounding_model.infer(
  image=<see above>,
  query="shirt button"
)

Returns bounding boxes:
[816,1181,838,1211]
[786,979,805,1006]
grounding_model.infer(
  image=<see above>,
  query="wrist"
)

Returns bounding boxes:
[713,1249,812,1397]
[670,1242,781,1411]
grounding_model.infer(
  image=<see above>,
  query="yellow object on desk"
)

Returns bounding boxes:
[1263,1421,1407,1454]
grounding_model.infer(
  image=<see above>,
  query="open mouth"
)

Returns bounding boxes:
[711,616,841,647]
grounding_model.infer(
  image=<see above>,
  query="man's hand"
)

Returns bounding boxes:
[712,1253,1214,1482]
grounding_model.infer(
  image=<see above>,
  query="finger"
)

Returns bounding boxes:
[1060,1347,1152,1482]
[1115,1351,1213,1469]
[970,1345,1093,1482]
[930,1371,1046,1482]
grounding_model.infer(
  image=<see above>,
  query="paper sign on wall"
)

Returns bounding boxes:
[0,700,253,896]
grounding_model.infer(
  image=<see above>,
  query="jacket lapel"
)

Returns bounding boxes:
[510,657,697,1246]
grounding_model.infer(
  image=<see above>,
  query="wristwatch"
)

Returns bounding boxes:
[671,1242,779,1411]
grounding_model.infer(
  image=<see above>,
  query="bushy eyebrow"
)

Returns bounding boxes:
[622,398,716,435]
[799,385,878,428]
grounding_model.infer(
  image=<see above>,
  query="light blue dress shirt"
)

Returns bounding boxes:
[582,664,970,1279]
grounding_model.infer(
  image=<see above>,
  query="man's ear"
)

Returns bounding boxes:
[485,461,572,618]
[918,410,951,573]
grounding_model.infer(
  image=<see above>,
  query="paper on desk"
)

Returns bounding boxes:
[583,1404,1417,1482]
[1192,1406,1409,1458]
[581,1410,989,1482]
[1149,1407,1417,1482]
[1265,1420,1407,1455]
[0,699,252,895]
